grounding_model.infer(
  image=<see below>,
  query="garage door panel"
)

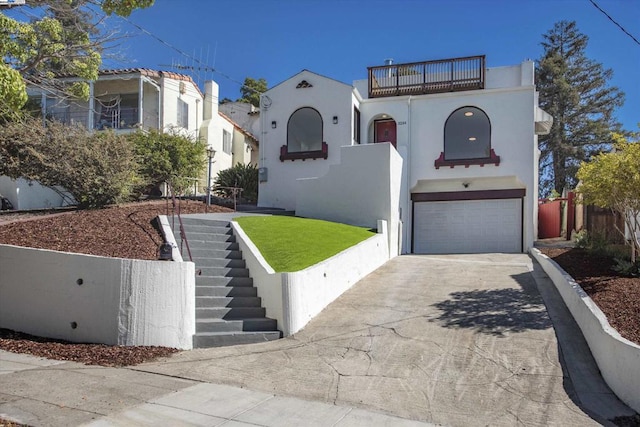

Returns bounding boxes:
[413,199,522,254]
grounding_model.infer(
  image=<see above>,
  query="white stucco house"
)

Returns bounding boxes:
[257,55,552,255]
[1,70,257,209]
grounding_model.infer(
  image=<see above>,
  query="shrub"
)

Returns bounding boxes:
[0,117,137,208]
[612,258,640,277]
[214,163,258,202]
[574,229,589,249]
[128,128,206,195]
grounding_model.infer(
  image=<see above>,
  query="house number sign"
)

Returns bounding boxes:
[397,121,407,125]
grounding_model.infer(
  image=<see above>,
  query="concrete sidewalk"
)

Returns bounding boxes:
[1,254,636,426]
[0,351,429,426]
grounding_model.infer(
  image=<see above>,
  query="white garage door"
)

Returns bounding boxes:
[413,199,522,254]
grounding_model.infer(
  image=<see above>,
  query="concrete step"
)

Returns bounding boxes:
[196,276,254,287]
[196,318,278,333]
[174,224,232,235]
[197,267,249,277]
[192,258,245,268]
[189,248,242,259]
[196,296,262,308]
[185,241,239,250]
[196,286,257,297]
[172,217,230,227]
[193,331,282,348]
[175,232,235,243]
[196,307,266,319]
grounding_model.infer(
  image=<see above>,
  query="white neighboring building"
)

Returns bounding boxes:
[257,55,552,255]
[3,71,256,209]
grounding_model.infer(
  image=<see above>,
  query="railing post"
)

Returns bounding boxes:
[450,59,454,91]
[395,65,399,96]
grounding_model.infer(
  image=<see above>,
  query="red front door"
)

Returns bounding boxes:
[374,120,397,148]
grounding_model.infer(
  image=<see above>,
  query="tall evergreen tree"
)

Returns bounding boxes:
[237,77,267,107]
[536,20,624,196]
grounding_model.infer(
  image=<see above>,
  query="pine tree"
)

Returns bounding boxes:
[536,20,624,196]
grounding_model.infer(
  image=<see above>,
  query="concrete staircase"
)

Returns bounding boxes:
[172,216,281,348]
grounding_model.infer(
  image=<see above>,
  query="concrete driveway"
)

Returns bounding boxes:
[135,254,623,426]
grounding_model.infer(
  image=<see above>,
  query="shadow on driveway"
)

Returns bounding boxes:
[430,272,552,336]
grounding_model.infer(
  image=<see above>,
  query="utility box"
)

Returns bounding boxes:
[259,167,268,183]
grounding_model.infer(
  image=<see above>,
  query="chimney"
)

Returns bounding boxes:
[384,58,393,66]
[203,80,219,121]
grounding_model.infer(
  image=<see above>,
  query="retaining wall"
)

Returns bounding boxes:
[232,220,390,336]
[0,244,195,349]
[531,248,640,412]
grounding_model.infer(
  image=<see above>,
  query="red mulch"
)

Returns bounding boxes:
[0,199,231,260]
[0,328,179,367]
[539,247,640,346]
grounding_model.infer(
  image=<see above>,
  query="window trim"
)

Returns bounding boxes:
[281,107,327,162]
[177,98,189,129]
[222,129,232,155]
[353,106,361,144]
[436,106,499,169]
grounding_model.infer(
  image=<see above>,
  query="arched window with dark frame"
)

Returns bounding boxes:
[444,106,491,160]
[287,107,323,153]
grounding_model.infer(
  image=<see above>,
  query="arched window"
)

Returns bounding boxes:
[287,107,323,153]
[444,107,491,160]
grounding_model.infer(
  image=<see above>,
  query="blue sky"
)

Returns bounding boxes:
[105,0,636,132]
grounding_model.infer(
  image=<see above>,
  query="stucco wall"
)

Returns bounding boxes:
[0,245,195,349]
[259,61,540,254]
[161,76,202,139]
[296,144,403,257]
[258,70,355,211]
[231,220,390,336]
[531,248,640,413]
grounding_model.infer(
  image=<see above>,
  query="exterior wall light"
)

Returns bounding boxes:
[271,121,277,129]
[333,116,338,124]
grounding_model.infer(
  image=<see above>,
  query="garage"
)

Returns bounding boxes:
[412,192,524,254]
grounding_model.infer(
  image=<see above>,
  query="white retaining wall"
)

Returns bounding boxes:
[531,248,640,412]
[0,244,195,349]
[232,220,390,336]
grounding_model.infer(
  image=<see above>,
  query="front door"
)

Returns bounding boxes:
[374,119,397,148]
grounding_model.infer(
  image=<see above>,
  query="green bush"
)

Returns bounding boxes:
[0,118,137,208]
[574,229,589,249]
[128,128,206,195]
[612,258,640,277]
[214,163,258,202]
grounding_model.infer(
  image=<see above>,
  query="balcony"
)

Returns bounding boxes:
[368,55,485,98]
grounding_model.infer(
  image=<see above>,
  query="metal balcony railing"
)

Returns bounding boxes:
[368,55,485,98]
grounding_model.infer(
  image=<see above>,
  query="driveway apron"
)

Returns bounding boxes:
[136,254,603,426]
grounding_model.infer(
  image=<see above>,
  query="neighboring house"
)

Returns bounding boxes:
[3,71,256,209]
[27,68,203,137]
[219,101,261,142]
[257,55,552,255]
[197,83,258,194]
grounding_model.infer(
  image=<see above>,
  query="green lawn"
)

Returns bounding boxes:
[235,216,375,272]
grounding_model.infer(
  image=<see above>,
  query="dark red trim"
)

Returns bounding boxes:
[280,141,328,161]
[434,148,500,169]
[411,188,525,202]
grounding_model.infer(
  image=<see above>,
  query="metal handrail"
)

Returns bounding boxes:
[165,183,194,263]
